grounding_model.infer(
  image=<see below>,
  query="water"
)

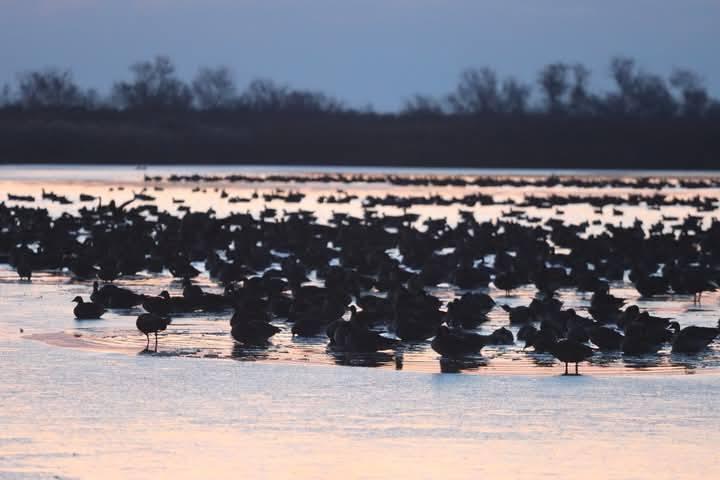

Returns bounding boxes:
[1,165,720,479]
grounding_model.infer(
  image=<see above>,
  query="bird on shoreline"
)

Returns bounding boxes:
[549,339,594,375]
[136,313,171,351]
[671,321,720,354]
[72,296,106,319]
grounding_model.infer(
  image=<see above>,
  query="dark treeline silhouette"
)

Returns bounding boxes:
[1,55,719,168]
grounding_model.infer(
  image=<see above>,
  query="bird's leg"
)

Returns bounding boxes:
[564,362,568,375]
[154,332,158,352]
[145,334,149,350]
[575,363,579,375]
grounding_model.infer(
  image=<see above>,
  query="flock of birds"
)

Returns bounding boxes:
[4,174,720,375]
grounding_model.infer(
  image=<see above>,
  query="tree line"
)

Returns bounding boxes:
[1,55,718,118]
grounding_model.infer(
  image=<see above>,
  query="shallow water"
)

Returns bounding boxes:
[1,165,720,478]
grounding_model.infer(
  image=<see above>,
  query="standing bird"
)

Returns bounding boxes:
[72,296,106,319]
[136,313,171,351]
[549,339,594,375]
[16,255,32,281]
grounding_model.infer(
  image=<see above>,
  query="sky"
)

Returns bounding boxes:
[1,0,718,111]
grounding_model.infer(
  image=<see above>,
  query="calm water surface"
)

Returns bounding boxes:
[1,165,719,479]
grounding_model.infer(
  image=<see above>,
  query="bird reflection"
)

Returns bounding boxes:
[327,350,394,368]
[439,356,487,373]
[622,354,662,370]
[231,343,270,361]
[589,351,623,367]
[525,352,556,368]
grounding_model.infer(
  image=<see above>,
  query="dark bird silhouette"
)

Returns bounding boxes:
[588,326,624,351]
[634,275,670,297]
[494,272,524,295]
[136,313,171,351]
[72,296,106,319]
[549,339,594,375]
[431,325,485,358]
[91,281,145,308]
[671,321,719,354]
[328,317,400,353]
[230,305,281,346]
[621,323,663,356]
[502,304,531,324]
[523,326,557,353]
[16,255,32,281]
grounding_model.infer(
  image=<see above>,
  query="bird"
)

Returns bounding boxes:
[16,255,32,281]
[502,304,531,324]
[671,321,719,354]
[431,325,485,358]
[328,318,399,353]
[621,323,663,356]
[90,281,145,308]
[633,275,670,297]
[136,313,171,351]
[230,303,281,346]
[588,326,624,351]
[72,296,106,319]
[549,339,594,375]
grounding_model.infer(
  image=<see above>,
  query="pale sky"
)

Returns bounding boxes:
[1,0,718,110]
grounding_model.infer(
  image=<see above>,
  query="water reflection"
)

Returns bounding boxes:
[439,356,488,373]
[525,352,557,368]
[327,350,395,368]
[231,343,270,361]
[622,355,663,370]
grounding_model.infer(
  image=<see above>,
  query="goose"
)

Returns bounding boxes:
[549,339,594,375]
[72,296,106,319]
[502,304,531,324]
[621,323,663,356]
[230,316,281,346]
[328,318,399,353]
[136,313,171,351]
[431,326,485,358]
[671,321,719,354]
[588,326,624,351]
[91,281,145,308]
[16,255,32,281]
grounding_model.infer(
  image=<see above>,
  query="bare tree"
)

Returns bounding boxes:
[500,78,531,114]
[239,78,343,113]
[448,67,501,114]
[0,83,12,107]
[283,90,344,113]
[402,94,444,115]
[605,57,637,114]
[568,64,594,115]
[192,66,237,109]
[16,68,85,108]
[240,78,287,111]
[633,73,676,116]
[670,68,709,116]
[112,55,193,110]
[606,57,676,116]
[538,63,570,113]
